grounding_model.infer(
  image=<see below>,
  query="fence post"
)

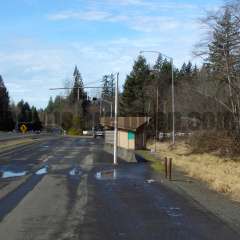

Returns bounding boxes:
[168,158,172,181]
[164,157,168,178]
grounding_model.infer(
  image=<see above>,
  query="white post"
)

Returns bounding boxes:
[114,73,119,165]
[155,87,159,152]
[171,58,175,145]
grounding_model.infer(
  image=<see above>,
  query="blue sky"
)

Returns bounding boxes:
[0,0,222,108]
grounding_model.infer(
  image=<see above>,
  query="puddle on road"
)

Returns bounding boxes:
[1,170,27,179]
[0,165,28,179]
[69,167,82,177]
[0,164,49,179]
[162,207,182,218]
[35,166,48,175]
[95,169,118,180]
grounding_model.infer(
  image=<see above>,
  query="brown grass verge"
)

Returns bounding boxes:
[148,141,240,202]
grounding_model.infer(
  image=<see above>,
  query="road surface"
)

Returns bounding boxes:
[0,136,239,240]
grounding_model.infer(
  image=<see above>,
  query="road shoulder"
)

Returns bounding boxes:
[150,164,240,235]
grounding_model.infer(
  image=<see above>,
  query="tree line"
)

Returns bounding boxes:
[120,0,240,137]
[45,66,117,134]
[45,66,91,134]
[0,75,42,132]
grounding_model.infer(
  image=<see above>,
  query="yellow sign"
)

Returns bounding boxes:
[20,124,28,133]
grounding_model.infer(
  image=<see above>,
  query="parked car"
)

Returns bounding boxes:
[93,126,104,138]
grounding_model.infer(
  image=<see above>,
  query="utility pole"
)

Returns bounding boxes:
[155,87,159,152]
[114,72,119,165]
[49,86,103,132]
[171,57,175,145]
[140,50,175,145]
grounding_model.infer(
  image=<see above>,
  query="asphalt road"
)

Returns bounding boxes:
[0,136,239,240]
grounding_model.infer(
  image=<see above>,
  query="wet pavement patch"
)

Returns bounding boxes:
[166,207,182,217]
[69,167,82,177]
[1,170,27,179]
[0,165,29,179]
[95,169,118,180]
[35,165,48,175]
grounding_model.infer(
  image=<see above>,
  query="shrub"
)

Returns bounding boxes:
[188,131,240,157]
[67,127,82,136]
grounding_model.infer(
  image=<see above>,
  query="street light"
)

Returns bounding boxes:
[140,50,175,145]
[113,72,119,165]
[50,75,119,166]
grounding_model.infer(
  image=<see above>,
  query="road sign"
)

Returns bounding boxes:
[20,124,28,133]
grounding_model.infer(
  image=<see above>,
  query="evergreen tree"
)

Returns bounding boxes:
[120,55,150,116]
[47,97,54,112]
[206,7,240,132]
[101,75,110,99]
[0,75,14,131]
[153,54,163,71]
[101,74,115,101]
[70,66,85,103]
[208,8,240,75]
[17,100,32,123]
[32,107,42,130]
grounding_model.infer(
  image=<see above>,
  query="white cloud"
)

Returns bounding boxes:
[1,32,201,108]
[2,0,220,107]
[48,10,111,21]
[48,10,193,33]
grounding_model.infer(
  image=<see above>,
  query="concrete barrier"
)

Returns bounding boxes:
[104,143,137,163]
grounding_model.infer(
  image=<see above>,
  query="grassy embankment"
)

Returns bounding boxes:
[146,140,240,202]
[136,149,164,172]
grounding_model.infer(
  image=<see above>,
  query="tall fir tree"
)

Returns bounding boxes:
[70,66,85,103]
[17,100,32,123]
[0,75,14,131]
[120,55,150,116]
[101,74,115,101]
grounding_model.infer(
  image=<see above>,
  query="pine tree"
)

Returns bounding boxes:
[101,75,110,99]
[153,54,163,71]
[207,7,240,132]
[17,100,31,123]
[32,107,42,131]
[101,74,115,101]
[46,97,54,112]
[208,8,240,76]
[70,66,85,103]
[120,55,150,116]
[0,75,14,131]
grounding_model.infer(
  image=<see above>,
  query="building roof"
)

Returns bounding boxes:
[101,117,150,132]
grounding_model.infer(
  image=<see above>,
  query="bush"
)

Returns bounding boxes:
[67,127,82,136]
[188,131,240,156]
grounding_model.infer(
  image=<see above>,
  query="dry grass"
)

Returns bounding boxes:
[148,141,240,202]
[136,150,164,172]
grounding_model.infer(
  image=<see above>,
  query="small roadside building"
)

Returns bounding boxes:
[101,117,150,150]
